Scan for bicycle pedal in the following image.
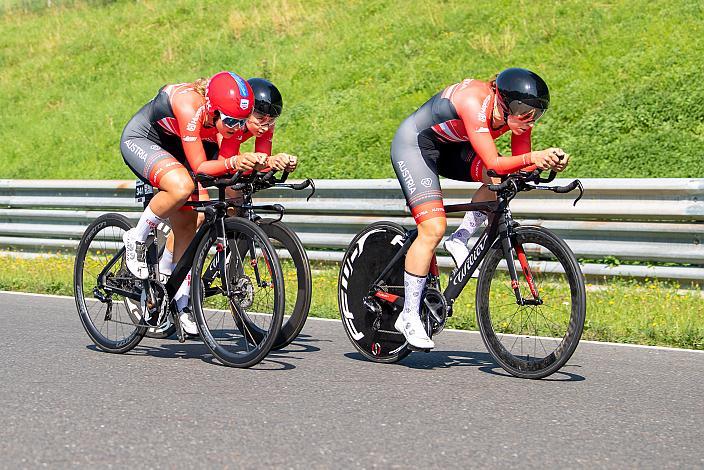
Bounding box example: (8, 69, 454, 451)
(407, 345, 432, 353)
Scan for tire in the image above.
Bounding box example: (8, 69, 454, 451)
(338, 221, 411, 363)
(476, 225, 586, 379)
(191, 217, 285, 368)
(74, 213, 147, 354)
(257, 219, 312, 350)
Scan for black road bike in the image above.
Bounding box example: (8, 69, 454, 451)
(74, 172, 285, 368)
(338, 170, 586, 379)
(139, 173, 315, 350)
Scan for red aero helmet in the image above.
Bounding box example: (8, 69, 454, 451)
(206, 71, 254, 118)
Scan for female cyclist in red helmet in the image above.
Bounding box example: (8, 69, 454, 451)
(157, 77, 299, 284)
(120, 71, 262, 334)
(390, 67, 571, 349)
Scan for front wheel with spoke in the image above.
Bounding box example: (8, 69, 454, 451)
(74, 213, 147, 353)
(476, 225, 586, 379)
(191, 218, 284, 368)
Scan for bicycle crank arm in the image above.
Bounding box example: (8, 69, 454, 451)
(372, 290, 404, 308)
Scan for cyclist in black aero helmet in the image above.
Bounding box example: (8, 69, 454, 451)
(495, 67, 550, 123)
(248, 77, 284, 118)
(389, 66, 568, 349)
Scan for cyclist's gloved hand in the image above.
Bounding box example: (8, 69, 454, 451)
(530, 148, 565, 171)
(233, 152, 267, 172)
(553, 151, 570, 172)
(283, 154, 298, 172)
(265, 153, 292, 171)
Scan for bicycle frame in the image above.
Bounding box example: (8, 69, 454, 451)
(97, 189, 241, 307)
(370, 195, 537, 311)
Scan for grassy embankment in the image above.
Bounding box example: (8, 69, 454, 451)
(1, 0, 703, 179)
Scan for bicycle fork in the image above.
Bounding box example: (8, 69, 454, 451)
(501, 235, 541, 306)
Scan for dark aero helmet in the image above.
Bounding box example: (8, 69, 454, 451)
(247, 78, 283, 118)
(495, 68, 550, 121)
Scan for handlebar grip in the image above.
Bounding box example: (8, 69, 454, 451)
(554, 180, 580, 193)
(290, 179, 312, 190)
(280, 171, 290, 183)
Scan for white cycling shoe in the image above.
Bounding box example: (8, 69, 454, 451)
(395, 311, 435, 349)
(179, 307, 198, 335)
(443, 237, 469, 268)
(123, 228, 149, 280)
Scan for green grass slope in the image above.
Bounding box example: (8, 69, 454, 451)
(1, 0, 702, 179)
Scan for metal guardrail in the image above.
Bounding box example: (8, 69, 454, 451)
(0, 178, 702, 281)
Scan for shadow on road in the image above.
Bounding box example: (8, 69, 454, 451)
(345, 349, 585, 381)
(85, 332, 323, 371)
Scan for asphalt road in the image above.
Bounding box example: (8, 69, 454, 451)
(1, 291, 702, 469)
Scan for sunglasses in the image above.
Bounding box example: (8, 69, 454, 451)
(218, 111, 248, 129)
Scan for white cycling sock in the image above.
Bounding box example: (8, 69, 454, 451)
(174, 273, 191, 311)
(134, 206, 164, 242)
(449, 211, 487, 245)
(159, 247, 175, 276)
(402, 271, 426, 319)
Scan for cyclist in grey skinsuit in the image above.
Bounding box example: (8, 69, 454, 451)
(391, 91, 479, 224)
(389, 73, 567, 349)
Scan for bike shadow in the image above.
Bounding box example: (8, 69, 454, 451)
(85, 332, 323, 371)
(345, 349, 586, 381)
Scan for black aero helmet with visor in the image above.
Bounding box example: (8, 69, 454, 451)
(495, 68, 550, 122)
(247, 78, 283, 118)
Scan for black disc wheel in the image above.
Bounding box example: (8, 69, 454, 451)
(476, 225, 586, 379)
(257, 219, 312, 350)
(191, 217, 284, 368)
(338, 222, 411, 363)
(74, 213, 147, 353)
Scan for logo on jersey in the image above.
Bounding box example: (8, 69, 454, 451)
(477, 95, 491, 123)
(186, 106, 204, 132)
(421, 178, 432, 188)
(182, 136, 197, 142)
(124, 139, 148, 161)
(240, 99, 249, 110)
(397, 160, 416, 195)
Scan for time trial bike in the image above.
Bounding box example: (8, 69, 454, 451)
(74, 171, 285, 368)
(338, 169, 586, 379)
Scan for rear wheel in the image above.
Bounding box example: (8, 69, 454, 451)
(74, 213, 147, 353)
(338, 222, 411, 363)
(476, 225, 586, 379)
(257, 219, 312, 350)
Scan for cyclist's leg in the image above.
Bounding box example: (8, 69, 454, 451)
(390, 125, 446, 348)
(121, 133, 193, 278)
(437, 145, 491, 263)
(161, 183, 208, 275)
(160, 140, 218, 272)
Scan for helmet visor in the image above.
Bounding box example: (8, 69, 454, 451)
(254, 101, 283, 118)
(218, 111, 248, 129)
(497, 95, 547, 122)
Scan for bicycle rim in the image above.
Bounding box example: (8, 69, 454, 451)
(476, 226, 586, 379)
(74, 214, 147, 353)
(193, 218, 284, 368)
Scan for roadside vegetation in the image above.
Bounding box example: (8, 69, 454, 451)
(1, 0, 703, 179)
(1, 255, 701, 350)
